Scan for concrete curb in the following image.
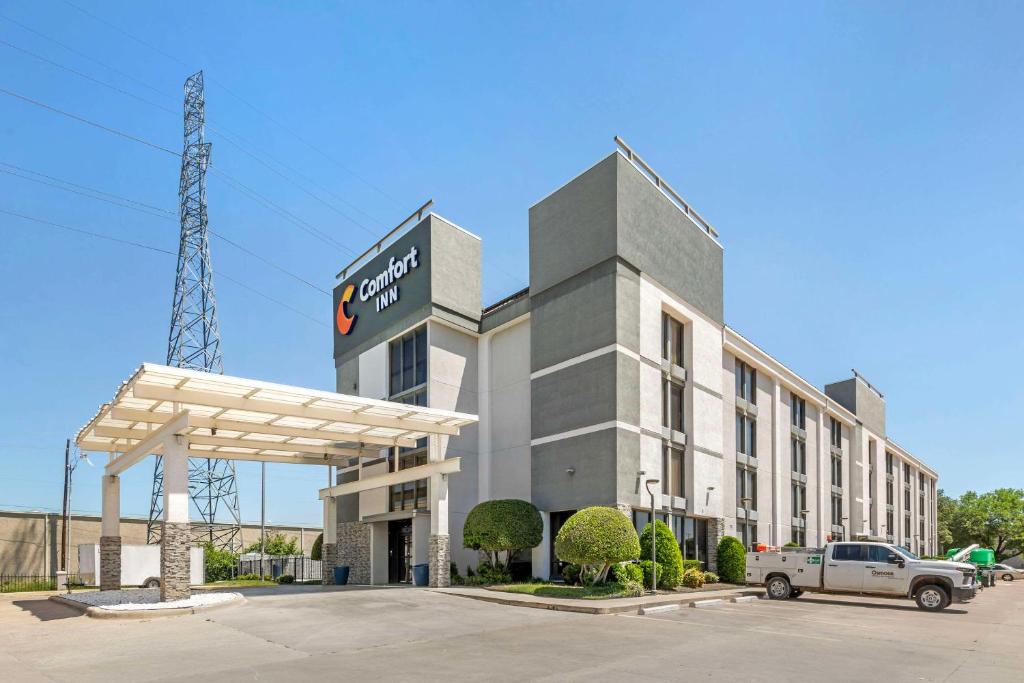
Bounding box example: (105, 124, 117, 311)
(49, 593, 245, 619)
(437, 587, 763, 615)
(638, 604, 680, 615)
(690, 599, 724, 608)
(731, 595, 760, 604)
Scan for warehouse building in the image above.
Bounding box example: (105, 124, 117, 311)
(326, 139, 939, 584)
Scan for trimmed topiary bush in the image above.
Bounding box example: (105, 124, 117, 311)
(555, 507, 641, 584)
(639, 560, 664, 588)
(612, 562, 644, 585)
(275, 574, 295, 584)
(703, 571, 719, 584)
(464, 499, 544, 571)
(640, 520, 684, 589)
(681, 567, 705, 588)
(716, 535, 746, 583)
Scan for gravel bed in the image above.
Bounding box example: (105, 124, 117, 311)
(62, 588, 241, 611)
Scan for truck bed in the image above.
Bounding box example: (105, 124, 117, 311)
(746, 549, 824, 589)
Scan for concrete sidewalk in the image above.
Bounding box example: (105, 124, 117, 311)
(435, 584, 763, 614)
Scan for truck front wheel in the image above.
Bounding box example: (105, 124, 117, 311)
(766, 576, 791, 600)
(915, 584, 948, 611)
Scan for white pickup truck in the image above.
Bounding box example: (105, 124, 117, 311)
(746, 541, 978, 611)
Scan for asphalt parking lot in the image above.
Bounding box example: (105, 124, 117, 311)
(1, 581, 1021, 682)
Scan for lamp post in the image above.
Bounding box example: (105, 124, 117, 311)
(645, 478, 660, 593)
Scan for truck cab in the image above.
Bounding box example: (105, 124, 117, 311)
(746, 541, 977, 611)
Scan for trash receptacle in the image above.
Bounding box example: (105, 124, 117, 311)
(412, 563, 429, 586)
(334, 565, 350, 586)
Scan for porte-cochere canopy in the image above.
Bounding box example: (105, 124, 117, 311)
(75, 363, 477, 599)
(76, 363, 477, 473)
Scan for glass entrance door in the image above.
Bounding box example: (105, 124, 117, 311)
(388, 520, 412, 583)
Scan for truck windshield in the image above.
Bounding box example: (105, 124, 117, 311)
(893, 546, 920, 561)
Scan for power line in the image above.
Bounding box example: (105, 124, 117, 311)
(0, 35, 387, 237)
(0, 86, 354, 256)
(3, 208, 329, 327)
(59, 0, 405, 210)
(0, 86, 177, 155)
(0, 161, 331, 295)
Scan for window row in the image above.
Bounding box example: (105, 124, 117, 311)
(662, 313, 684, 367)
(662, 445, 684, 498)
(736, 413, 756, 457)
(389, 326, 427, 397)
(735, 359, 756, 404)
(736, 466, 757, 510)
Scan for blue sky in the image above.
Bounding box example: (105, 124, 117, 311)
(1, 1, 1021, 526)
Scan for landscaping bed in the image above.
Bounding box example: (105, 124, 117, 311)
(490, 581, 746, 600)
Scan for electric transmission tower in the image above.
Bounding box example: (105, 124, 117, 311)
(147, 71, 241, 551)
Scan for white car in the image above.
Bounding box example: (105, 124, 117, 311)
(993, 564, 1024, 581)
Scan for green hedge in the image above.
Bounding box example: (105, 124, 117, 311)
(639, 560, 663, 588)
(681, 567, 705, 588)
(555, 507, 640, 584)
(612, 562, 644, 585)
(682, 559, 701, 572)
(716, 535, 746, 583)
(703, 571, 719, 584)
(464, 499, 543, 570)
(640, 520, 683, 589)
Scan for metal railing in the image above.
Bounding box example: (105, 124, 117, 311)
(0, 574, 83, 593)
(236, 555, 322, 583)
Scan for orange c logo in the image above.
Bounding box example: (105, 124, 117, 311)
(336, 283, 356, 335)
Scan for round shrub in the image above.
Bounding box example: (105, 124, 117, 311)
(716, 535, 746, 583)
(275, 574, 295, 584)
(703, 571, 719, 584)
(640, 520, 683, 589)
(639, 560, 664, 588)
(310, 532, 323, 561)
(682, 559, 701, 573)
(464, 499, 543, 570)
(612, 562, 644, 585)
(681, 567, 705, 588)
(555, 507, 641, 584)
(561, 563, 582, 585)
(619, 580, 644, 597)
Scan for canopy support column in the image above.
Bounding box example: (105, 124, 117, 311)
(99, 472, 121, 591)
(160, 436, 191, 601)
(322, 489, 338, 585)
(428, 435, 450, 588)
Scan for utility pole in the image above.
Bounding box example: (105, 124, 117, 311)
(60, 438, 70, 572)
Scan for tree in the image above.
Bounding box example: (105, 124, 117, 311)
(244, 532, 300, 556)
(716, 536, 746, 583)
(310, 532, 323, 561)
(463, 499, 544, 571)
(554, 507, 641, 585)
(949, 489, 1024, 562)
(639, 520, 683, 589)
(202, 542, 237, 582)
(936, 489, 957, 551)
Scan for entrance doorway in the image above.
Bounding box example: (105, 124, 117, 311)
(548, 510, 577, 580)
(388, 519, 412, 583)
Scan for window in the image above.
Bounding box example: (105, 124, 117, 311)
(832, 544, 865, 562)
(868, 545, 892, 563)
(918, 472, 925, 488)
(389, 326, 427, 397)
(885, 451, 894, 475)
(831, 493, 843, 526)
(791, 482, 806, 519)
(903, 462, 911, 480)
(886, 510, 895, 539)
(662, 313, 684, 367)
(791, 394, 806, 429)
(831, 451, 842, 488)
(886, 480, 894, 505)
(791, 437, 806, 474)
(904, 487, 911, 512)
(735, 359, 756, 404)
(919, 520, 926, 552)
(904, 515, 911, 539)
(791, 528, 806, 546)
(389, 390, 429, 511)
(830, 417, 842, 449)
(919, 492, 925, 515)
(736, 413, 756, 457)
(738, 521, 758, 551)
(736, 466, 757, 510)
(662, 445, 684, 498)
(682, 517, 709, 567)
(662, 379, 684, 432)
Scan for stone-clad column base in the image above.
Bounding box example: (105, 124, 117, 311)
(428, 534, 450, 588)
(99, 536, 121, 591)
(337, 521, 371, 584)
(160, 521, 191, 601)
(321, 543, 338, 585)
